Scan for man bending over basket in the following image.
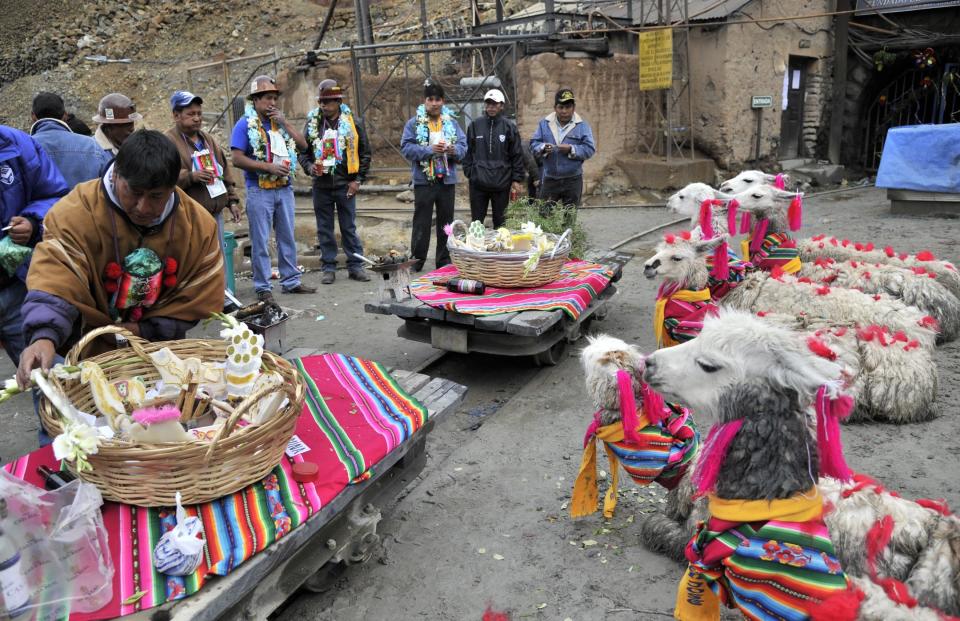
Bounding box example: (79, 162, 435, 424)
(16, 129, 225, 388)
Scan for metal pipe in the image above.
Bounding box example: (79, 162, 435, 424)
(420, 0, 431, 76)
(350, 44, 364, 122)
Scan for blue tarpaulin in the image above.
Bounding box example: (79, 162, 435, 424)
(875, 123, 960, 193)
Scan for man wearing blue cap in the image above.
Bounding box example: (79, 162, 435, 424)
(165, 90, 240, 298)
(530, 88, 595, 208)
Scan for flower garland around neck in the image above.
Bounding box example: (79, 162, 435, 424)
(414, 104, 459, 182)
(306, 103, 354, 162)
(245, 103, 297, 185)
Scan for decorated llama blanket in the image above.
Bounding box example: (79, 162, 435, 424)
(675, 490, 850, 621)
(571, 402, 699, 519)
(742, 232, 801, 274)
(3, 354, 428, 621)
(410, 261, 614, 319)
(653, 284, 715, 348)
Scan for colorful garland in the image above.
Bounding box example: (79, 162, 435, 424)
(244, 103, 297, 185)
(305, 103, 355, 166)
(414, 104, 459, 182)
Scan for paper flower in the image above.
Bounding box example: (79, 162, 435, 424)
(443, 223, 453, 237)
(53, 421, 100, 472)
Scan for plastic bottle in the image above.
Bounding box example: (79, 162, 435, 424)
(447, 278, 485, 294)
(0, 499, 30, 617)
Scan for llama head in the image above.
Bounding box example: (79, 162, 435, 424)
(581, 334, 644, 413)
(643, 228, 725, 290)
(642, 309, 843, 421)
(732, 185, 801, 231)
(666, 183, 718, 221)
(719, 170, 788, 194)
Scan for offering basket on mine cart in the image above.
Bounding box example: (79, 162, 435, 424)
(38, 325, 306, 507)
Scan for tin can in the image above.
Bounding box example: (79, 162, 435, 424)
(447, 278, 485, 294)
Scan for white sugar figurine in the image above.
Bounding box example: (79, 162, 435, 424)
(219, 315, 265, 398)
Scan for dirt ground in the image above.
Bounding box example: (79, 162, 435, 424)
(0, 186, 957, 620)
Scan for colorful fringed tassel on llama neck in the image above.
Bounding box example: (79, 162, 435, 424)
(775, 173, 786, 190)
(726, 199, 739, 235)
(749, 218, 769, 253)
(617, 369, 642, 446)
(739, 210, 753, 235)
(711, 242, 730, 280)
(815, 385, 853, 482)
(788, 192, 803, 231)
(641, 381, 666, 426)
(692, 419, 744, 497)
(698, 199, 716, 239)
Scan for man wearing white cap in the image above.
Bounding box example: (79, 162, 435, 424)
(462, 88, 524, 228)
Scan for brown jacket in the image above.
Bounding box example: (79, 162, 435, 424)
(164, 127, 239, 216)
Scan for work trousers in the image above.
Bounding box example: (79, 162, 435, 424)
(411, 183, 456, 271)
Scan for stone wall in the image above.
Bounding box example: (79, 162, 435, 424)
(687, 0, 834, 167)
(514, 53, 643, 188)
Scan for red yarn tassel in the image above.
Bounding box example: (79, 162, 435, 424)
(739, 210, 753, 235)
(482, 607, 512, 621)
(787, 193, 803, 231)
(698, 199, 715, 238)
(641, 381, 666, 426)
(726, 199, 739, 235)
(816, 385, 853, 482)
(693, 419, 744, 497)
(617, 369, 642, 446)
(711, 241, 730, 280)
(808, 588, 865, 621)
(774, 173, 786, 190)
(749, 218, 769, 254)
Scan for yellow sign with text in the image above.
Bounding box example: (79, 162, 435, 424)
(638, 29, 673, 91)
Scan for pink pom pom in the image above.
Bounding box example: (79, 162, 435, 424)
(132, 405, 182, 425)
(711, 242, 729, 280)
(815, 385, 853, 482)
(787, 193, 803, 231)
(698, 200, 715, 238)
(725, 199, 739, 235)
(774, 173, 786, 190)
(739, 210, 753, 235)
(641, 381, 666, 426)
(693, 419, 744, 497)
(617, 369, 642, 446)
(749, 218, 769, 254)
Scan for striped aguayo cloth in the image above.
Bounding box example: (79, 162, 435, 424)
(3, 354, 428, 621)
(742, 233, 802, 275)
(410, 261, 614, 320)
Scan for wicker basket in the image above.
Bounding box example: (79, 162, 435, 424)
(38, 325, 306, 507)
(446, 221, 572, 288)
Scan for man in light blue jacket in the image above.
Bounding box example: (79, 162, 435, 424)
(400, 81, 467, 271)
(29, 92, 111, 189)
(529, 88, 596, 208)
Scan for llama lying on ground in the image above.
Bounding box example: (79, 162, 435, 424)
(642, 230, 939, 422)
(718, 171, 960, 300)
(666, 184, 960, 341)
(641, 310, 960, 619)
(732, 185, 960, 340)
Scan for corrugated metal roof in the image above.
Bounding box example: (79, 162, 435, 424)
(506, 0, 753, 25)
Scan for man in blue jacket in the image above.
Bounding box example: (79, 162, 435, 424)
(529, 88, 596, 208)
(400, 81, 467, 271)
(29, 92, 111, 189)
(0, 125, 68, 366)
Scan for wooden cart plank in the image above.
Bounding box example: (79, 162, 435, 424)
(505, 310, 564, 336)
(473, 312, 520, 331)
(389, 298, 427, 318)
(363, 301, 394, 315)
(443, 310, 475, 326)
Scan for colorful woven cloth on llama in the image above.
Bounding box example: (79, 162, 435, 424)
(410, 260, 614, 319)
(571, 402, 699, 519)
(3, 353, 428, 621)
(742, 232, 802, 275)
(675, 489, 850, 621)
(706, 247, 751, 301)
(653, 285, 714, 348)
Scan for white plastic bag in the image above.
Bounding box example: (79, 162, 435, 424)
(153, 492, 205, 576)
(0, 469, 113, 619)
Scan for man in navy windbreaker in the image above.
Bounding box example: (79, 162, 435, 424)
(0, 125, 68, 365)
(529, 88, 595, 208)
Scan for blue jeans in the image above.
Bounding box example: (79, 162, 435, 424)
(312, 185, 364, 272)
(245, 185, 301, 293)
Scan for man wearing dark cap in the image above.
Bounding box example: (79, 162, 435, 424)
(530, 88, 595, 208)
(462, 88, 524, 229)
(93, 93, 142, 156)
(165, 90, 241, 296)
(298, 79, 371, 285)
(230, 75, 315, 301)
(400, 80, 467, 271)
(29, 92, 110, 188)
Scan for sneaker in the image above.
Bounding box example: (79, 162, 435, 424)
(348, 268, 370, 282)
(282, 283, 317, 294)
(321, 271, 336, 285)
(257, 290, 275, 303)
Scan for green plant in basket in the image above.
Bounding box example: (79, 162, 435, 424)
(504, 197, 587, 258)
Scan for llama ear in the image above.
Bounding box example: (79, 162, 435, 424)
(770, 336, 843, 399)
(714, 190, 735, 201)
(771, 187, 801, 202)
(694, 234, 727, 255)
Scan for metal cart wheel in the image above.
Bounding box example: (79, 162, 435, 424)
(531, 338, 567, 367)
